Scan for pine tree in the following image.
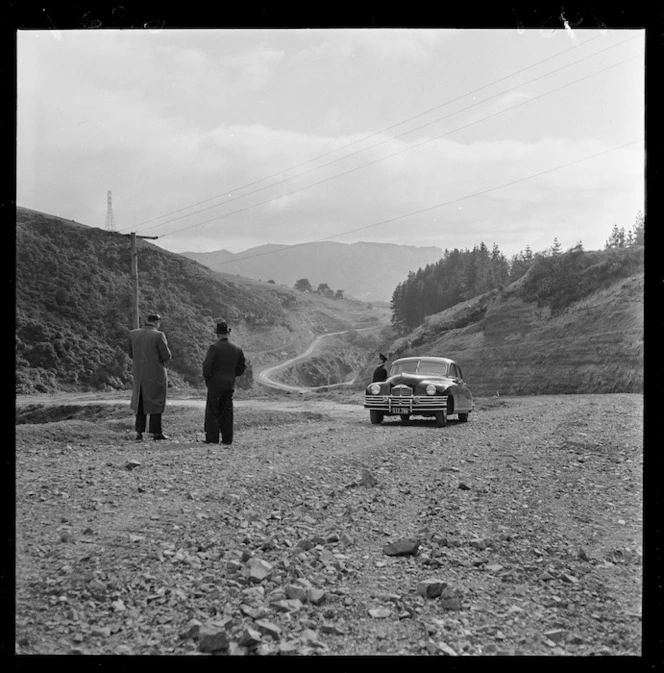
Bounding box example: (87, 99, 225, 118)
(631, 211, 644, 245)
(605, 224, 626, 249)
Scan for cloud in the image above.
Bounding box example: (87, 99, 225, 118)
(292, 29, 443, 64)
(219, 44, 285, 91)
(142, 126, 642, 257)
(16, 29, 643, 261)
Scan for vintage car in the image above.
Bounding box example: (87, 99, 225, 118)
(364, 356, 473, 426)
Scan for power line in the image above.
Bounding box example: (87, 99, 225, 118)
(122, 34, 632, 236)
(153, 56, 638, 244)
(174, 138, 640, 267)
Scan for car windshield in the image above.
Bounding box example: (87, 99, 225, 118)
(418, 361, 448, 376)
(390, 360, 448, 376)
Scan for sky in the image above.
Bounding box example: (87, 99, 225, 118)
(16, 28, 644, 260)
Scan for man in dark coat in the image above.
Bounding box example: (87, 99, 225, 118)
(128, 313, 172, 441)
(203, 319, 246, 446)
(372, 353, 389, 382)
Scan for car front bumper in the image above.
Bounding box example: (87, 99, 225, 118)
(364, 394, 448, 415)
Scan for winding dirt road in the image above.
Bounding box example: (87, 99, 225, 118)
(256, 326, 378, 393)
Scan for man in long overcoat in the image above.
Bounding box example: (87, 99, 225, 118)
(128, 313, 172, 440)
(203, 319, 246, 446)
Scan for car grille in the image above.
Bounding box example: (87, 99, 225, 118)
(391, 385, 413, 397)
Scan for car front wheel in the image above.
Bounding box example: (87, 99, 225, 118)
(434, 410, 447, 427)
(458, 412, 469, 422)
(370, 410, 384, 425)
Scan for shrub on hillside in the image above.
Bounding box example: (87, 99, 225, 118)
(517, 246, 643, 314)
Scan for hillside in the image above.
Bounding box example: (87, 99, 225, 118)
(15, 207, 390, 394)
(181, 241, 445, 302)
(356, 246, 644, 395)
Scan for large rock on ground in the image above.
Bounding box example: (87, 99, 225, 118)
(198, 623, 229, 653)
(417, 579, 448, 598)
(383, 538, 420, 556)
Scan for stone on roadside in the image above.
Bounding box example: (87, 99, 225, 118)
(285, 584, 308, 602)
(266, 589, 288, 603)
(272, 598, 303, 613)
(368, 607, 391, 619)
(321, 623, 345, 636)
(360, 469, 378, 487)
(299, 628, 328, 650)
(244, 557, 273, 583)
(179, 618, 202, 641)
(469, 538, 489, 550)
(198, 623, 229, 653)
(543, 629, 567, 643)
(485, 563, 504, 573)
(125, 460, 141, 471)
(307, 588, 326, 606)
(279, 640, 301, 655)
(417, 579, 448, 598)
(438, 641, 458, 656)
(383, 538, 420, 557)
(340, 531, 355, 546)
(254, 619, 281, 640)
(319, 549, 342, 569)
(440, 586, 464, 610)
(240, 604, 262, 619)
(238, 627, 263, 649)
(458, 482, 471, 490)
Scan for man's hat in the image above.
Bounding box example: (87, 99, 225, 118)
(215, 319, 230, 334)
(146, 313, 161, 323)
(379, 353, 387, 362)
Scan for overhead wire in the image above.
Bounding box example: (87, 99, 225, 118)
(151, 54, 639, 244)
(121, 34, 603, 231)
(178, 138, 641, 266)
(120, 33, 633, 236)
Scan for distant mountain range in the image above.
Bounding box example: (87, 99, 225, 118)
(180, 241, 446, 302)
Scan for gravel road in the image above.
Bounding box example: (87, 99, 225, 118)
(15, 392, 643, 656)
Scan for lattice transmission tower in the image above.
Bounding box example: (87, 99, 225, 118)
(105, 190, 116, 232)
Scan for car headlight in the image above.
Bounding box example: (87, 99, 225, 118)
(425, 384, 437, 395)
(369, 383, 381, 395)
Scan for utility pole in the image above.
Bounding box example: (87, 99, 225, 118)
(125, 232, 159, 329)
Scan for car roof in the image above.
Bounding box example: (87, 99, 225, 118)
(392, 356, 456, 365)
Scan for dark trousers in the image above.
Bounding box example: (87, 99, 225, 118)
(205, 390, 234, 444)
(135, 392, 162, 435)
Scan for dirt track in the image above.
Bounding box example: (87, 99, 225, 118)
(15, 392, 642, 656)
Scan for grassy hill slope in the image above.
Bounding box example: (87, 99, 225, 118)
(356, 246, 644, 395)
(15, 207, 389, 394)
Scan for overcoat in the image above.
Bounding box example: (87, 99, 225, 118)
(128, 325, 172, 414)
(202, 337, 246, 396)
(372, 364, 388, 382)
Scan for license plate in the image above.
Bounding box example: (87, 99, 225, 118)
(392, 407, 409, 414)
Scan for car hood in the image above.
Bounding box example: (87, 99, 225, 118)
(386, 373, 453, 387)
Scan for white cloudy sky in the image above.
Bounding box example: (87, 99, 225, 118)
(16, 28, 644, 258)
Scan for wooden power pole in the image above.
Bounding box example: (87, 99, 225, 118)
(126, 232, 159, 329)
